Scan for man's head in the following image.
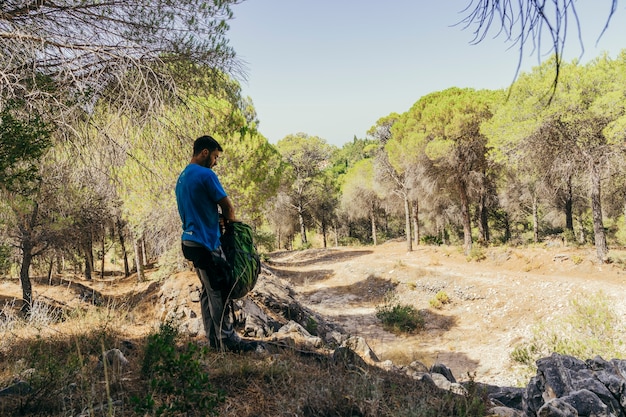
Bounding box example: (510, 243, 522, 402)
(192, 135, 223, 168)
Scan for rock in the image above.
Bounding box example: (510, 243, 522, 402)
(273, 320, 322, 348)
(431, 362, 456, 383)
(473, 383, 524, 410)
(0, 380, 32, 397)
(332, 346, 368, 370)
(523, 353, 626, 417)
(341, 336, 379, 365)
(488, 406, 525, 417)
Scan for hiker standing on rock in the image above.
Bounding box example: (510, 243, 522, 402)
(175, 135, 258, 352)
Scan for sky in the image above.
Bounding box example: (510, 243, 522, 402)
(227, 1, 626, 147)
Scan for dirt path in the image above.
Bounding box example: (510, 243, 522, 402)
(267, 241, 626, 386)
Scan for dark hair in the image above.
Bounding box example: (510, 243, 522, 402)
(193, 135, 223, 156)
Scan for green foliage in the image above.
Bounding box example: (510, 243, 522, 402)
(133, 322, 224, 415)
(253, 228, 277, 252)
(510, 292, 625, 378)
(421, 234, 443, 245)
(375, 292, 424, 334)
(296, 241, 313, 250)
(0, 102, 52, 193)
(330, 136, 378, 176)
(305, 317, 318, 336)
(610, 215, 626, 247)
(338, 236, 361, 247)
(0, 244, 11, 275)
(429, 291, 451, 309)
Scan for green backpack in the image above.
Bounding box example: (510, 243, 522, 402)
(220, 221, 261, 299)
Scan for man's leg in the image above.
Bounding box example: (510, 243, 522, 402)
(196, 267, 238, 350)
(196, 269, 219, 347)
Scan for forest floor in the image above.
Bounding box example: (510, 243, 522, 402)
(2, 240, 626, 390)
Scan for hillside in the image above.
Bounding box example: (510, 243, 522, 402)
(1, 240, 625, 415)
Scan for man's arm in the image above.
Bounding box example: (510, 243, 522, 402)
(217, 196, 236, 221)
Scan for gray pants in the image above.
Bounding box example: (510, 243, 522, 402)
(195, 267, 236, 348)
(182, 241, 238, 349)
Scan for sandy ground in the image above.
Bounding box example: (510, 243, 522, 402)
(266, 240, 626, 387)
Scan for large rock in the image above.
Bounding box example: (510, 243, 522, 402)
(523, 353, 626, 417)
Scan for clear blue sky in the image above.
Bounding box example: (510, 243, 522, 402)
(227, 1, 626, 147)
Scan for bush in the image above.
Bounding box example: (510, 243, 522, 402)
(132, 322, 224, 415)
(420, 235, 443, 245)
(253, 229, 277, 252)
(375, 292, 424, 334)
(338, 236, 361, 247)
(429, 291, 451, 309)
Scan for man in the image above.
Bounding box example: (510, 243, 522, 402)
(175, 135, 257, 352)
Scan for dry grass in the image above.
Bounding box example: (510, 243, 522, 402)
(0, 275, 489, 417)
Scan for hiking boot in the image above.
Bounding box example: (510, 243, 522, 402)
(222, 335, 265, 353)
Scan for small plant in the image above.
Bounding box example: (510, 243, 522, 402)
(466, 246, 486, 262)
(305, 316, 318, 336)
(429, 291, 451, 309)
(393, 259, 406, 268)
(132, 321, 224, 415)
(571, 255, 584, 265)
(421, 234, 443, 245)
(375, 292, 424, 334)
(296, 242, 313, 250)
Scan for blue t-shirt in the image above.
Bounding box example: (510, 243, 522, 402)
(175, 163, 227, 251)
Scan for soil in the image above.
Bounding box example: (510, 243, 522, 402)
(265, 240, 626, 387)
(3, 240, 626, 388)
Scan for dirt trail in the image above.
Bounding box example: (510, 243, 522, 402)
(267, 241, 626, 386)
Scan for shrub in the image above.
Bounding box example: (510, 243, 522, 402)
(253, 229, 276, 252)
(420, 235, 442, 245)
(429, 291, 451, 309)
(375, 292, 424, 334)
(132, 322, 224, 415)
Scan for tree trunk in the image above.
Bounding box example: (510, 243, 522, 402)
(141, 238, 147, 266)
(532, 194, 539, 243)
(403, 194, 412, 252)
(134, 238, 145, 282)
(478, 193, 489, 243)
(47, 256, 53, 284)
(117, 218, 130, 278)
(589, 161, 608, 262)
(503, 211, 511, 243)
(100, 229, 105, 279)
(297, 202, 307, 245)
(412, 199, 420, 246)
(19, 243, 33, 314)
(83, 232, 94, 280)
(321, 213, 328, 248)
(370, 205, 377, 246)
(56, 253, 63, 274)
(458, 181, 472, 253)
(565, 175, 574, 232)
